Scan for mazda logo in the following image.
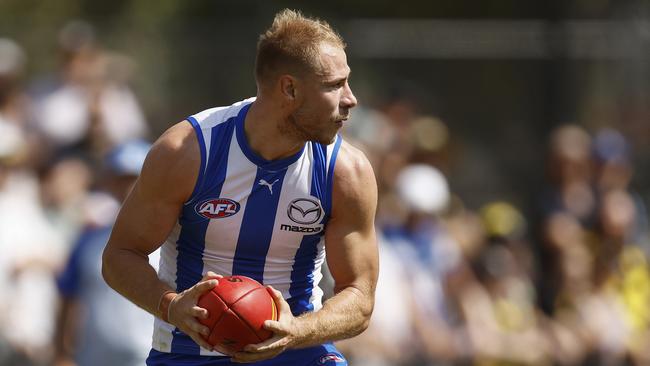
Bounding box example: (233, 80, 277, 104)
(287, 198, 323, 225)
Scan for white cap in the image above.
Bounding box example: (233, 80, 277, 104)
(395, 164, 450, 214)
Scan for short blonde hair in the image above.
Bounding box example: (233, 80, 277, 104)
(255, 9, 345, 87)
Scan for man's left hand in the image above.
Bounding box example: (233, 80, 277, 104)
(230, 286, 304, 363)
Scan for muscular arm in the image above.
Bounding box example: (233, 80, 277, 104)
(294, 142, 379, 345)
(235, 141, 379, 361)
(101, 121, 216, 349)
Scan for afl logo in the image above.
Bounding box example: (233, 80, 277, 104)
(195, 198, 240, 219)
(287, 198, 323, 225)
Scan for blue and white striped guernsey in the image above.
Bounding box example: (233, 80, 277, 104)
(152, 98, 343, 356)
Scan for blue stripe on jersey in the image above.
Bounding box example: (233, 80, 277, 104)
(171, 116, 236, 355)
(185, 117, 206, 204)
(231, 169, 287, 283)
(287, 234, 320, 315)
(310, 142, 328, 219)
(325, 135, 342, 216)
(287, 141, 330, 315)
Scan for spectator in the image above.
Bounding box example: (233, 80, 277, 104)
(53, 139, 158, 366)
(383, 164, 469, 364)
(0, 38, 67, 365)
(33, 21, 148, 158)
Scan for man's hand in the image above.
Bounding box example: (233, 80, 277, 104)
(231, 286, 304, 363)
(167, 272, 222, 350)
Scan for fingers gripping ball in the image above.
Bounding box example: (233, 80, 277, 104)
(197, 275, 278, 355)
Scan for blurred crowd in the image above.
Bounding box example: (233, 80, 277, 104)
(0, 21, 152, 366)
(1, 20, 650, 366)
(337, 101, 650, 365)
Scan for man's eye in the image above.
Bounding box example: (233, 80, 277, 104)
(325, 81, 345, 90)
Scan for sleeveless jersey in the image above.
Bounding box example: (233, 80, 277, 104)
(152, 98, 342, 356)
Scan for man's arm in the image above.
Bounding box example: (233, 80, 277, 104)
(233, 141, 379, 362)
(296, 141, 379, 341)
(101, 121, 217, 350)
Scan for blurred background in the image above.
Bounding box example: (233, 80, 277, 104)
(1, 0, 650, 365)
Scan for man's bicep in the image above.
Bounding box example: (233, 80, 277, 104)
(325, 223, 378, 293)
(109, 178, 183, 256)
(107, 122, 200, 256)
(325, 144, 379, 293)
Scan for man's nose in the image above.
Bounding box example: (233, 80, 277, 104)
(341, 82, 357, 109)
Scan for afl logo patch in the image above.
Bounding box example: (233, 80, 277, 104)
(287, 198, 323, 225)
(195, 198, 240, 219)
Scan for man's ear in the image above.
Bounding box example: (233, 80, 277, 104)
(279, 75, 297, 100)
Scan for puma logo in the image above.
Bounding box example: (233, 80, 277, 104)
(258, 179, 279, 194)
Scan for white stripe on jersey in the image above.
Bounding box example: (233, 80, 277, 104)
(152, 224, 180, 352)
(202, 129, 258, 277)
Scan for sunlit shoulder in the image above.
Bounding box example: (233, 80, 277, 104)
(138, 120, 200, 203)
(331, 140, 377, 205)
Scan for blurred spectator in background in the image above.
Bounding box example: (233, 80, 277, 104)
(542, 124, 597, 226)
(0, 37, 37, 168)
(388, 164, 468, 365)
(407, 116, 450, 172)
(340, 105, 395, 170)
(536, 123, 650, 365)
(617, 246, 650, 364)
(537, 124, 597, 316)
(583, 188, 650, 365)
(32, 20, 149, 159)
(0, 38, 27, 130)
(0, 38, 68, 366)
(456, 202, 550, 365)
(53, 139, 158, 366)
(592, 128, 649, 253)
(0, 23, 156, 366)
(340, 164, 470, 366)
(38, 153, 94, 246)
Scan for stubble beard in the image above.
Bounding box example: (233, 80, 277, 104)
(283, 111, 335, 145)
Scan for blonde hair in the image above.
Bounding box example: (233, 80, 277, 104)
(255, 9, 345, 87)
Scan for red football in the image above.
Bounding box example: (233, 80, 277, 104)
(196, 275, 278, 355)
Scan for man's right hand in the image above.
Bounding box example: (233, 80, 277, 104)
(166, 271, 222, 350)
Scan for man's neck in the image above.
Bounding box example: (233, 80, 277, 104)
(244, 98, 305, 161)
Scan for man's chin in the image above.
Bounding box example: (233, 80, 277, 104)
(311, 135, 337, 145)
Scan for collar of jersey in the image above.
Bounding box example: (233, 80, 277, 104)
(235, 102, 306, 171)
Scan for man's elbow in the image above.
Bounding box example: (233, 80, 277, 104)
(353, 294, 375, 336)
(333, 282, 376, 336)
(346, 295, 375, 336)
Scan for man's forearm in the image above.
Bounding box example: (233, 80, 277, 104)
(102, 246, 173, 320)
(293, 285, 374, 348)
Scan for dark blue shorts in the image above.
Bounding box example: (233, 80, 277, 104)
(146, 344, 347, 366)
